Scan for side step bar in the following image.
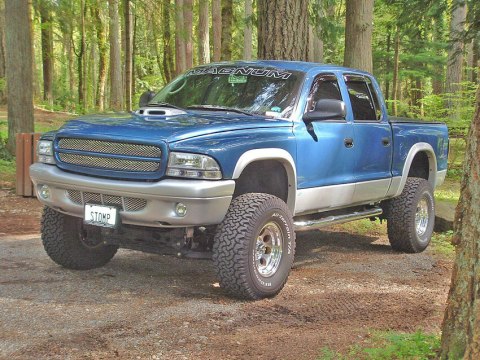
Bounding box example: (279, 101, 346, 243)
(294, 207, 383, 232)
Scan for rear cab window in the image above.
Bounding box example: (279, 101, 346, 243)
(344, 74, 382, 121)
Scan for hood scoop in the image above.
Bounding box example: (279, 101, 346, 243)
(135, 107, 187, 117)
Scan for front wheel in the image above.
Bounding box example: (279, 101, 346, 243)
(213, 193, 296, 300)
(41, 207, 118, 270)
(385, 178, 435, 253)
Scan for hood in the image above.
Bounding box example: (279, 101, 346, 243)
(55, 111, 292, 144)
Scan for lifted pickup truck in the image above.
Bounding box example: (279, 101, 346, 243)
(30, 61, 449, 300)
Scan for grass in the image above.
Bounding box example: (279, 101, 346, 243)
(434, 178, 460, 205)
(430, 231, 455, 258)
(0, 158, 16, 185)
(318, 331, 440, 360)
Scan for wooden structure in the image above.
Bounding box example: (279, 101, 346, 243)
(16, 133, 42, 197)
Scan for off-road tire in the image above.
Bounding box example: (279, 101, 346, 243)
(41, 206, 118, 270)
(212, 193, 296, 300)
(386, 177, 435, 253)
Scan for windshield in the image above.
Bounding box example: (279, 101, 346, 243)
(149, 66, 305, 118)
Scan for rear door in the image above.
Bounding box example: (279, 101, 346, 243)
(343, 74, 393, 203)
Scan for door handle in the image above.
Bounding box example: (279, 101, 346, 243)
(344, 138, 354, 148)
(382, 137, 391, 147)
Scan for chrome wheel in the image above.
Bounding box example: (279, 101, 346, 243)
(255, 221, 283, 277)
(415, 196, 430, 237)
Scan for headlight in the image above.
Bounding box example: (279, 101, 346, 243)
(166, 152, 222, 180)
(37, 140, 55, 164)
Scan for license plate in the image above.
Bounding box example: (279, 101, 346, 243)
(84, 204, 118, 228)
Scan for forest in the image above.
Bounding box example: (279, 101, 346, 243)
(0, 0, 478, 124)
(0, 1, 480, 358)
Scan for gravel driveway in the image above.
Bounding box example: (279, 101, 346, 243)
(0, 226, 451, 359)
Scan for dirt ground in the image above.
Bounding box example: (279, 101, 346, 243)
(0, 189, 452, 359)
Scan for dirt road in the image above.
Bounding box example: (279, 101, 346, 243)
(0, 225, 451, 360)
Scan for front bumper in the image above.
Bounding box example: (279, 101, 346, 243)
(30, 163, 235, 228)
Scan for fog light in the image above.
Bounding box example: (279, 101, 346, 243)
(39, 185, 50, 199)
(175, 203, 187, 217)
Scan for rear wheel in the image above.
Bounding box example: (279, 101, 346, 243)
(41, 206, 118, 270)
(213, 193, 296, 300)
(386, 178, 435, 253)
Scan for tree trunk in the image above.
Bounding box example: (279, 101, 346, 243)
(184, 0, 193, 68)
(124, 0, 132, 111)
(221, 0, 233, 61)
(198, 0, 210, 64)
(440, 86, 480, 360)
(445, 0, 466, 104)
(0, 0, 7, 104)
(175, 0, 186, 75)
(343, 0, 373, 73)
(392, 30, 400, 116)
(307, 25, 314, 62)
(243, 0, 253, 60)
(212, 0, 221, 62)
(162, 0, 173, 83)
(257, 0, 309, 61)
(385, 28, 392, 101)
(93, 5, 107, 111)
(77, 0, 87, 107)
(313, 29, 324, 63)
(5, 0, 34, 153)
(108, 0, 123, 110)
(39, 0, 54, 105)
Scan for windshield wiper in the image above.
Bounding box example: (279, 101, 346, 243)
(147, 102, 186, 111)
(187, 105, 254, 116)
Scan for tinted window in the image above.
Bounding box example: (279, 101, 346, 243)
(307, 74, 342, 112)
(344, 76, 376, 121)
(366, 78, 382, 120)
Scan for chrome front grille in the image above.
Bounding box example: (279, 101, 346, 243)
(58, 153, 160, 172)
(67, 190, 147, 212)
(56, 138, 162, 174)
(58, 138, 162, 157)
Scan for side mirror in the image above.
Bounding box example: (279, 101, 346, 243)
(139, 90, 156, 108)
(303, 99, 346, 123)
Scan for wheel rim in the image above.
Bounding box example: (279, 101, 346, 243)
(415, 195, 430, 237)
(255, 221, 283, 278)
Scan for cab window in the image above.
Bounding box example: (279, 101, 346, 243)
(307, 73, 343, 112)
(344, 75, 379, 121)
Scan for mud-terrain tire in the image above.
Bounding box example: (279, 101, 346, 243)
(41, 206, 118, 270)
(212, 193, 296, 300)
(386, 177, 435, 253)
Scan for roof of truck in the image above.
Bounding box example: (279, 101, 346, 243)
(197, 60, 371, 75)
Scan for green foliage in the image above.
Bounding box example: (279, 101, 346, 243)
(431, 231, 455, 257)
(318, 331, 440, 360)
(0, 134, 13, 161)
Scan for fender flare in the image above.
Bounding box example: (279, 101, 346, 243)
(394, 142, 437, 197)
(232, 149, 297, 212)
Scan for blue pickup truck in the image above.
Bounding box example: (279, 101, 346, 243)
(30, 61, 449, 299)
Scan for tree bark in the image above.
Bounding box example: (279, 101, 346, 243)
(198, 0, 210, 64)
(184, 0, 193, 68)
(175, 0, 186, 75)
(93, 5, 107, 111)
(392, 30, 400, 116)
(313, 29, 324, 63)
(440, 85, 480, 360)
(124, 0, 132, 111)
(445, 0, 466, 102)
(257, 0, 309, 61)
(162, 0, 173, 82)
(343, 0, 373, 73)
(221, 0, 233, 61)
(39, 0, 54, 105)
(108, 0, 123, 110)
(212, 0, 221, 62)
(5, 0, 34, 153)
(243, 0, 253, 60)
(77, 0, 87, 107)
(0, 0, 7, 104)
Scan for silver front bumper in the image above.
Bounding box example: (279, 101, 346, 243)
(30, 163, 235, 228)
